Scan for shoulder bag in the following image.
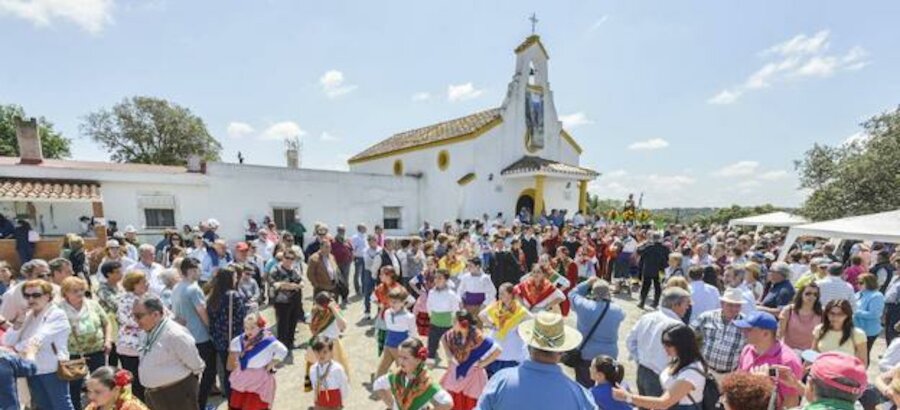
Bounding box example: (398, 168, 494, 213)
(226, 292, 238, 371)
(52, 342, 88, 381)
(562, 300, 610, 368)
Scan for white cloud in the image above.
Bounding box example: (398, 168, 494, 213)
(606, 169, 627, 178)
(713, 161, 759, 177)
(320, 131, 338, 142)
(759, 170, 789, 181)
(587, 15, 608, 33)
(559, 112, 593, 129)
(0, 0, 113, 33)
(411, 92, 431, 102)
(226, 122, 254, 139)
(319, 70, 357, 98)
(628, 138, 669, 151)
(261, 121, 305, 141)
(447, 82, 483, 102)
(709, 30, 870, 104)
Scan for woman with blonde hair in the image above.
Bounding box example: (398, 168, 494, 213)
(744, 262, 765, 300)
(115, 271, 149, 400)
(61, 277, 113, 410)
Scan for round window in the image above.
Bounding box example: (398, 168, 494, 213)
(393, 160, 404, 176)
(437, 150, 450, 171)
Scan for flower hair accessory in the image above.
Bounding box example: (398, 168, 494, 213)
(415, 346, 428, 361)
(459, 319, 470, 329)
(114, 370, 133, 388)
(256, 316, 267, 329)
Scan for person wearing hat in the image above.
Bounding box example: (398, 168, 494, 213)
(816, 263, 855, 307)
(757, 262, 795, 316)
(95, 239, 136, 284)
(690, 287, 747, 380)
(765, 351, 867, 410)
(795, 258, 830, 291)
(735, 311, 804, 408)
(477, 311, 597, 410)
(568, 277, 625, 388)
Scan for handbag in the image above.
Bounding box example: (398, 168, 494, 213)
(226, 293, 238, 372)
(51, 343, 88, 381)
(562, 301, 610, 368)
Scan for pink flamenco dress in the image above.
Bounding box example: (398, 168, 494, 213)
(439, 330, 498, 410)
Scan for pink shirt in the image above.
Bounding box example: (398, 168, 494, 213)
(843, 266, 864, 291)
(738, 341, 803, 402)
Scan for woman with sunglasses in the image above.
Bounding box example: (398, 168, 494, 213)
(778, 282, 823, 353)
(813, 299, 868, 365)
(3, 279, 75, 409)
(61, 277, 113, 410)
(613, 324, 708, 410)
(854, 273, 886, 358)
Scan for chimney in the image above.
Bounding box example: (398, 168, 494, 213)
(285, 136, 301, 169)
(15, 116, 43, 165)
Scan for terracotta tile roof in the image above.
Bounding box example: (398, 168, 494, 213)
(349, 108, 503, 163)
(0, 157, 188, 174)
(0, 178, 102, 201)
(501, 155, 598, 179)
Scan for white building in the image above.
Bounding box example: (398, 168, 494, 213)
(0, 35, 597, 266)
(349, 35, 597, 223)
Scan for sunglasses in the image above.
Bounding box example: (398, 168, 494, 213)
(23, 292, 45, 299)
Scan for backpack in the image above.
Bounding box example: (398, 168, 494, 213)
(682, 366, 722, 410)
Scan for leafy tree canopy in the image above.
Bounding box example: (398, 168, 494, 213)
(0, 104, 71, 159)
(81, 96, 221, 165)
(795, 105, 900, 221)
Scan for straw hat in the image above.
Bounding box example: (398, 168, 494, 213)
(720, 288, 747, 305)
(517, 311, 583, 352)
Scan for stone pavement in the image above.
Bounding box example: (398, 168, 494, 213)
(211, 285, 888, 409)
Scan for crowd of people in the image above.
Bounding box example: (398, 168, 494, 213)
(0, 211, 899, 410)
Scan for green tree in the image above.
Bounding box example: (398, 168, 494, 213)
(81, 96, 221, 165)
(0, 104, 71, 159)
(586, 196, 623, 216)
(795, 106, 900, 221)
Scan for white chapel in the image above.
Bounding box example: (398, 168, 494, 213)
(349, 34, 598, 223)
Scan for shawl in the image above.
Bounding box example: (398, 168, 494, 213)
(239, 331, 276, 370)
(389, 364, 440, 410)
(309, 305, 336, 338)
(484, 300, 528, 340)
(514, 278, 556, 308)
(375, 282, 401, 309)
(444, 328, 493, 379)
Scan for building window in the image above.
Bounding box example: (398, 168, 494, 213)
(383, 206, 402, 230)
(437, 150, 450, 171)
(393, 159, 404, 176)
(272, 207, 297, 230)
(144, 209, 175, 229)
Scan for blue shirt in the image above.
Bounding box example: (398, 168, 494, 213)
(476, 359, 598, 410)
(854, 290, 886, 337)
(0, 351, 36, 410)
(172, 281, 210, 343)
(762, 280, 795, 309)
(569, 282, 625, 360)
(591, 383, 632, 410)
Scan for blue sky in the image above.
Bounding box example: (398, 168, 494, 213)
(1, 1, 898, 208)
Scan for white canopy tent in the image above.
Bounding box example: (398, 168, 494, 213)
(778, 209, 900, 260)
(728, 211, 809, 229)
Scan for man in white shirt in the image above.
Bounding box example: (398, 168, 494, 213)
(362, 235, 382, 320)
(626, 287, 690, 399)
(129, 244, 165, 296)
(817, 263, 856, 307)
(688, 266, 721, 322)
(350, 224, 368, 298)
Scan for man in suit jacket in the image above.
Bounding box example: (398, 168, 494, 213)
(521, 226, 539, 272)
(307, 238, 337, 295)
(637, 232, 670, 309)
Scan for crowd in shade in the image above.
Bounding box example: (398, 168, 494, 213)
(1, 210, 899, 410)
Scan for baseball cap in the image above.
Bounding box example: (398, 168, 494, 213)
(733, 311, 778, 330)
(808, 352, 867, 396)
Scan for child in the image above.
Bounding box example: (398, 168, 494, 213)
(589, 355, 632, 410)
(374, 287, 418, 379)
(373, 338, 453, 410)
(410, 257, 438, 337)
(440, 310, 501, 410)
(237, 265, 261, 311)
(373, 266, 406, 357)
(305, 292, 349, 392)
(308, 336, 350, 410)
(479, 283, 531, 378)
(426, 269, 460, 366)
(456, 258, 496, 326)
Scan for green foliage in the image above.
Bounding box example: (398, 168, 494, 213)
(586, 195, 623, 216)
(81, 96, 221, 165)
(795, 105, 900, 221)
(691, 204, 780, 226)
(0, 104, 71, 159)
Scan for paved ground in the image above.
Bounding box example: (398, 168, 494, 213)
(211, 283, 889, 409)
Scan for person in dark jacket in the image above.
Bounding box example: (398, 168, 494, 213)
(67, 235, 91, 292)
(13, 220, 36, 264)
(489, 237, 523, 289)
(637, 232, 669, 309)
(521, 226, 539, 272)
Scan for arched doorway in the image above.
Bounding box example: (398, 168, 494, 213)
(515, 188, 536, 220)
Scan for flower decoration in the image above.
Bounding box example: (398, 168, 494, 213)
(114, 370, 133, 388)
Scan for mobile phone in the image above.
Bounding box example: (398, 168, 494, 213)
(768, 368, 778, 377)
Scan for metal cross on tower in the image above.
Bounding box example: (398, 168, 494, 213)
(529, 13, 538, 34)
